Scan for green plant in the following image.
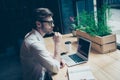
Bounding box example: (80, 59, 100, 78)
(75, 4, 112, 37)
(69, 17, 80, 31)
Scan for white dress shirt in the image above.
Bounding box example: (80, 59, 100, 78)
(20, 29, 60, 80)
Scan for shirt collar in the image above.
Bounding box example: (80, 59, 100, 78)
(32, 29, 43, 41)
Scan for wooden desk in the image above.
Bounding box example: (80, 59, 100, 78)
(44, 34, 120, 80)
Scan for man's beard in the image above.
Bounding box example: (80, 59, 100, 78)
(41, 24, 53, 35)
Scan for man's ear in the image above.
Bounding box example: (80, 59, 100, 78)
(36, 21, 41, 28)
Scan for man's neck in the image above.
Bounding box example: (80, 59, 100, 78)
(37, 29, 46, 37)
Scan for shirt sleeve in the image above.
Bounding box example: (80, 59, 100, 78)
(30, 42, 60, 73)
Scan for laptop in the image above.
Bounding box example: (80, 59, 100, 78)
(61, 37, 91, 67)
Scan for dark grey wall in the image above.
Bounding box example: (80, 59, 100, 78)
(0, 0, 94, 52)
(76, 0, 94, 13)
(60, 0, 74, 34)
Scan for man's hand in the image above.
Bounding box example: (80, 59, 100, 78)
(53, 32, 62, 44)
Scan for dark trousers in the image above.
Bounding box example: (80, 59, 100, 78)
(44, 71, 53, 80)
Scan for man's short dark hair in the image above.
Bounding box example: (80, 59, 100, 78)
(33, 8, 53, 29)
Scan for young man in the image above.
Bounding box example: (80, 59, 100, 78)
(20, 8, 65, 80)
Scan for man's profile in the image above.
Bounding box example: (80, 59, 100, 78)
(20, 8, 65, 80)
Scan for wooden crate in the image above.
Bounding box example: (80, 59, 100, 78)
(76, 30, 117, 53)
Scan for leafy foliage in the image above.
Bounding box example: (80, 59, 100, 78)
(73, 4, 112, 37)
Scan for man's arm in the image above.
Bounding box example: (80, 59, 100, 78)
(53, 32, 65, 68)
(30, 43, 60, 73)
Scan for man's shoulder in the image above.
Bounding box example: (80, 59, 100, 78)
(24, 35, 44, 47)
(24, 29, 43, 42)
(23, 30, 44, 48)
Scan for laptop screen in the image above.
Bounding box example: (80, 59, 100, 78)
(77, 37, 91, 58)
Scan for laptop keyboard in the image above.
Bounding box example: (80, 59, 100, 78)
(69, 54, 84, 63)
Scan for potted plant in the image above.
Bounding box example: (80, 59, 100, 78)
(69, 17, 78, 37)
(74, 4, 116, 53)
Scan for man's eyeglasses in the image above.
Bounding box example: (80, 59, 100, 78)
(40, 20, 54, 26)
